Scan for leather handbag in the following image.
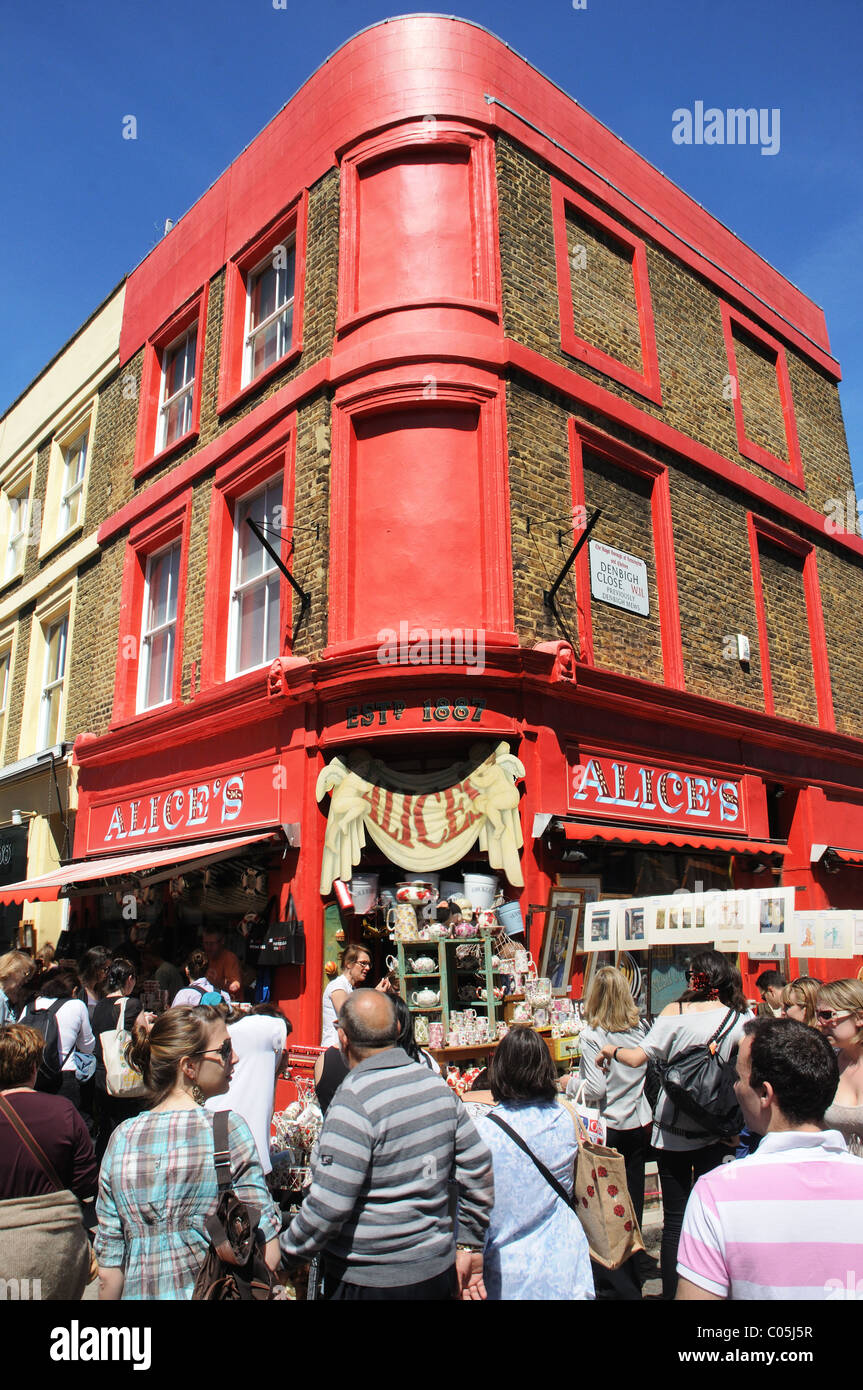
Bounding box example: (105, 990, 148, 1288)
(0, 1093, 92, 1299)
(192, 1110, 280, 1301)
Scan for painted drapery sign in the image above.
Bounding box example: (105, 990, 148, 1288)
(316, 742, 526, 892)
(568, 750, 745, 832)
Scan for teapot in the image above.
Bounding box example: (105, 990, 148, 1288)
(410, 986, 440, 1008)
(408, 955, 437, 975)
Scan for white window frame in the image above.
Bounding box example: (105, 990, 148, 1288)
(226, 478, 282, 678)
(242, 239, 295, 386)
(156, 328, 197, 453)
(137, 541, 181, 712)
(59, 430, 88, 537)
(0, 646, 11, 755)
(38, 613, 68, 750)
(4, 480, 31, 582)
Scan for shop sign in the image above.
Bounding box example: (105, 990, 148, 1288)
(323, 691, 516, 743)
(568, 751, 744, 831)
(589, 540, 649, 616)
(86, 762, 282, 854)
(317, 741, 525, 891)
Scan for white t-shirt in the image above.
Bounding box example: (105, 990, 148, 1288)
(320, 975, 352, 1048)
(32, 996, 95, 1072)
(206, 1015, 288, 1174)
(643, 1005, 753, 1151)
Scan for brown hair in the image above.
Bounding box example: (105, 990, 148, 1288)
(584, 966, 640, 1032)
(817, 979, 863, 1045)
(781, 976, 822, 1027)
(184, 949, 209, 981)
(489, 1025, 558, 1103)
(0, 950, 36, 992)
(126, 1005, 222, 1104)
(0, 1023, 44, 1088)
(340, 944, 371, 971)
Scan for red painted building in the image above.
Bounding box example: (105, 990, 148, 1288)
(4, 17, 862, 1037)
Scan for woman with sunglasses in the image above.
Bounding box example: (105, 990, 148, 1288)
(816, 979, 863, 1157)
(94, 1005, 281, 1299)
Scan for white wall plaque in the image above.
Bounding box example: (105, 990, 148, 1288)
(589, 540, 650, 616)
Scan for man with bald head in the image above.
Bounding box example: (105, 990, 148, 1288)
(280, 988, 494, 1300)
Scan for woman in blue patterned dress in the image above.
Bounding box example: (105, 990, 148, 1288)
(94, 1005, 281, 1300)
(474, 1026, 594, 1300)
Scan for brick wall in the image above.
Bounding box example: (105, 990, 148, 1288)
(756, 540, 818, 724)
(731, 325, 788, 461)
(496, 136, 856, 507)
(565, 209, 642, 372)
(817, 544, 863, 737)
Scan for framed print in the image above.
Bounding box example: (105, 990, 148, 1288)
(755, 886, 794, 939)
(854, 912, 863, 952)
(817, 911, 853, 959)
(556, 877, 601, 952)
(622, 902, 648, 951)
(790, 912, 818, 957)
(584, 900, 619, 953)
(540, 889, 583, 995)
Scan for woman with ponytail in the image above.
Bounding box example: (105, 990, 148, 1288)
(598, 949, 753, 1300)
(94, 1006, 281, 1300)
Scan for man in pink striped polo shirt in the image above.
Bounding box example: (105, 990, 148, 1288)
(677, 1016, 863, 1301)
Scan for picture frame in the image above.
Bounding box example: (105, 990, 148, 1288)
(540, 888, 591, 995)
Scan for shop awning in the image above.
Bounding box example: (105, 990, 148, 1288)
(558, 821, 786, 856)
(0, 831, 281, 905)
(811, 845, 863, 867)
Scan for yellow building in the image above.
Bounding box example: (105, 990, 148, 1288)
(0, 285, 123, 949)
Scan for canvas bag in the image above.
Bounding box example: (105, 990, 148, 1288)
(0, 1094, 91, 1300)
(560, 1099, 645, 1270)
(102, 998, 147, 1099)
(192, 1111, 280, 1302)
(566, 1078, 607, 1147)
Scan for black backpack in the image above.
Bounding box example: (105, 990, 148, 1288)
(19, 999, 74, 1093)
(657, 1009, 743, 1141)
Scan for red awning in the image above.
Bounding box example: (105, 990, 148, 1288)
(0, 831, 280, 905)
(811, 845, 863, 867)
(560, 821, 785, 856)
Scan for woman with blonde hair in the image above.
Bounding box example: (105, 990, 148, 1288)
(0, 951, 36, 1026)
(816, 978, 863, 1156)
(780, 976, 822, 1027)
(94, 1005, 281, 1299)
(574, 966, 651, 1297)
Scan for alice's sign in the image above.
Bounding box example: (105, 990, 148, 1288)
(317, 742, 525, 892)
(86, 762, 282, 853)
(568, 752, 744, 832)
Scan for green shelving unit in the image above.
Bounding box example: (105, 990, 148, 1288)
(397, 935, 505, 1037)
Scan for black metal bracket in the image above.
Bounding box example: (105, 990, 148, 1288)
(48, 752, 71, 862)
(246, 517, 312, 646)
(542, 507, 602, 648)
(525, 903, 553, 929)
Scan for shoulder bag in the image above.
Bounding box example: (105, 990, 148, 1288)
(656, 1008, 743, 1140)
(192, 1110, 281, 1301)
(0, 1093, 93, 1299)
(101, 998, 147, 1099)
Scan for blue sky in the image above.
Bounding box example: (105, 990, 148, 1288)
(1, 0, 860, 489)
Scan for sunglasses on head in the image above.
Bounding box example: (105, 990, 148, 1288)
(194, 1039, 233, 1064)
(815, 1010, 853, 1024)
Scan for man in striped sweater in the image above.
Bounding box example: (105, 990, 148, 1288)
(280, 989, 494, 1299)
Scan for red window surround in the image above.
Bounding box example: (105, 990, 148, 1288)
(746, 513, 834, 729)
(569, 419, 684, 689)
(217, 192, 307, 415)
(200, 419, 296, 691)
(720, 302, 804, 489)
(551, 182, 662, 407)
(133, 288, 208, 481)
(336, 121, 500, 334)
(111, 490, 193, 725)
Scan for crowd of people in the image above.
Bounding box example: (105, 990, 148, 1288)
(1, 936, 862, 1302)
